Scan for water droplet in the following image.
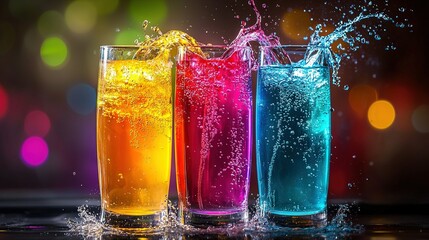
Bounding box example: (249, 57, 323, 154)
(343, 85, 349, 91)
(262, 3, 267, 8)
(347, 183, 353, 189)
(398, 7, 405, 12)
(72, 172, 76, 176)
(142, 20, 149, 30)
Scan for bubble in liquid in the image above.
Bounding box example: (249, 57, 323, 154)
(344, 85, 349, 91)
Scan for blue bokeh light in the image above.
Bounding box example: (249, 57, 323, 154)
(67, 83, 96, 115)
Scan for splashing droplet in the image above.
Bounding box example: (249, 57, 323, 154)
(142, 20, 149, 30)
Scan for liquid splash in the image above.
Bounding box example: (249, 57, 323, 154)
(245, 201, 363, 238)
(67, 205, 104, 238)
(134, 30, 203, 60)
(68, 202, 362, 238)
(305, 11, 393, 86)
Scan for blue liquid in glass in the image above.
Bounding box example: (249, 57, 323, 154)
(256, 64, 331, 217)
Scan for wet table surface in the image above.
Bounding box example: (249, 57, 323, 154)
(0, 197, 429, 239)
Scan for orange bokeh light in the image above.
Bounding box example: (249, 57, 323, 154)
(281, 10, 312, 42)
(367, 100, 396, 130)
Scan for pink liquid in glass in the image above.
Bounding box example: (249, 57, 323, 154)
(175, 47, 252, 216)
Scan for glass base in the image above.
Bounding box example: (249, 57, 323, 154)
(267, 209, 327, 228)
(101, 209, 166, 231)
(180, 209, 248, 227)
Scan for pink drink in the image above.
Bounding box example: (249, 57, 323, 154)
(175, 46, 252, 225)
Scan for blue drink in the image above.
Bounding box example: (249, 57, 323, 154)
(256, 46, 331, 228)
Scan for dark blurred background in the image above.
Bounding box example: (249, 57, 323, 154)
(0, 0, 428, 204)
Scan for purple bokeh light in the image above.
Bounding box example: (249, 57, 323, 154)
(20, 136, 49, 167)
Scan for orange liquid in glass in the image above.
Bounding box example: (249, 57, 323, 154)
(97, 55, 172, 216)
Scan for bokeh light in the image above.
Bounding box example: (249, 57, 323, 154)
(281, 10, 312, 42)
(67, 83, 96, 115)
(0, 85, 8, 119)
(24, 110, 51, 137)
(40, 37, 68, 68)
(37, 10, 64, 37)
(65, 0, 97, 34)
(93, 0, 119, 16)
(114, 29, 141, 45)
(348, 84, 378, 118)
(0, 21, 15, 55)
(20, 136, 49, 167)
(412, 105, 429, 133)
(368, 100, 396, 130)
(128, 0, 167, 26)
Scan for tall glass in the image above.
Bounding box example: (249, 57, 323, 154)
(256, 45, 331, 228)
(175, 46, 253, 226)
(97, 46, 172, 230)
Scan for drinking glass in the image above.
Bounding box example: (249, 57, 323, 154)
(256, 45, 331, 228)
(175, 45, 253, 227)
(97, 45, 172, 230)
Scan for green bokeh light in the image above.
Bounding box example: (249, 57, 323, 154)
(65, 0, 97, 34)
(37, 11, 64, 37)
(40, 37, 68, 68)
(128, 0, 167, 26)
(93, 0, 119, 16)
(114, 29, 142, 45)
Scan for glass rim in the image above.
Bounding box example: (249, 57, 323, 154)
(100, 45, 252, 51)
(178, 45, 252, 50)
(259, 44, 329, 50)
(100, 45, 139, 48)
